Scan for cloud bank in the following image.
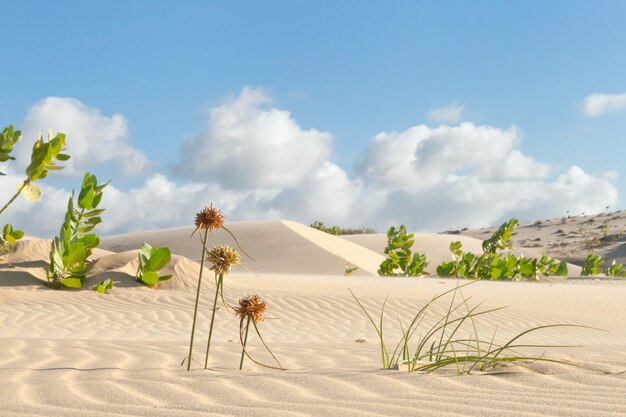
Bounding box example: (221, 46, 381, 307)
(582, 92, 626, 117)
(0, 89, 619, 237)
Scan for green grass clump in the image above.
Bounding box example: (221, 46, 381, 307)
(350, 281, 597, 374)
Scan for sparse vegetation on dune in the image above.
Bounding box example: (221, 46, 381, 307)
(310, 220, 376, 235)
(379, 218, 568, 280)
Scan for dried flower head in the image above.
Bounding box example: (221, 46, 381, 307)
(207, 245, 240, 274)
(235, 294, 267, 323)
(194, 204, 224, 231)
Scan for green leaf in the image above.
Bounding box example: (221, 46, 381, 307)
(159, 274, 173, 281)
(146, 247, 171, 271)
(61, 278, 82, 288)
(83, 209, 105, 218)
(78, 186, 95, 210)
(141, 271, 159, 285)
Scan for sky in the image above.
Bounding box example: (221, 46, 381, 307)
(1, 0, 625, 237)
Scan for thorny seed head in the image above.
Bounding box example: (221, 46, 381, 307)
(207, 245, 240, 274)
(235, 294, 267, 323)
(194, 204, 224, 231)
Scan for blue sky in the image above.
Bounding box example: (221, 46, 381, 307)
(1, 1, 625, 236)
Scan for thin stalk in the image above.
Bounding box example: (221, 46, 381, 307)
(204, 271, 223, 368)
(186, 228, 209, 371)
(0, 179, 28, 217)
(239, 316, 251, 370)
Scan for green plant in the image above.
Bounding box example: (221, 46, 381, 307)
(309, 220, 339, 235)
(537, 254, 569, 277)
(310, 220, 376, 235)
(581, 253, 604, 276)
(94, 278, 114, 294)
(350, 282, 597, 374)
(605, 260, 626, 278)
(135, 243, 172, 287)
(47, 173, 109, 289)
(379, 225, 429, 276)
(437, 220, 568, 281)
(0, 125, 21, 176)
(0, 224, 24, 257)
(1, 125, 70, 258)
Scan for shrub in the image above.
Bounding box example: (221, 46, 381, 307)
(309, 221, 339, 235)
(581, 254, 604, 276)
(47, 173, 109, 289)
(135, 243, 172, 287)
(378, 225, 428, 276)
(437, 219, 568, 281)
(310, 220, 376, 235)
(581, 254, 626, 277)
(606, 260, 626, 278)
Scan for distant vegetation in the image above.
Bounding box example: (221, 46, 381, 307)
(379, 218, 568, 280)
(309, 220, 376, 235)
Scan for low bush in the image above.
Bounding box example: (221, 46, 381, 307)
(135, 243, 172, 287)
(437, 219, 568, 280)
(378, 225, 429, 276)
(47, 173, 109, 289)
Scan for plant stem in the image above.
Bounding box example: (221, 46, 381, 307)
(187, 228, 209, 371)
(239, 316, 251, 370)
(204, 271, 223, 369)
(0, 180, 28, 217)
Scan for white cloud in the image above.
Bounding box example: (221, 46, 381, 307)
(356, 122, 616, 231)
(358, 123, 549, 190)
(428, 102, 465, 123)
(582, 92, 626, 117)
(177, 87, 332, 189)
(0, 92, 619, 238)
(18, 97, 148, 176)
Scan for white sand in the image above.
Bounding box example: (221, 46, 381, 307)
(1, 220, 625, 416)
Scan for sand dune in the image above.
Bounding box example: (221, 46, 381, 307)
(1, 217, 625, 416)
(101, 220, 384, 276)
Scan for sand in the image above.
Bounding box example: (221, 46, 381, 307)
(1, 218, 625, 416)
